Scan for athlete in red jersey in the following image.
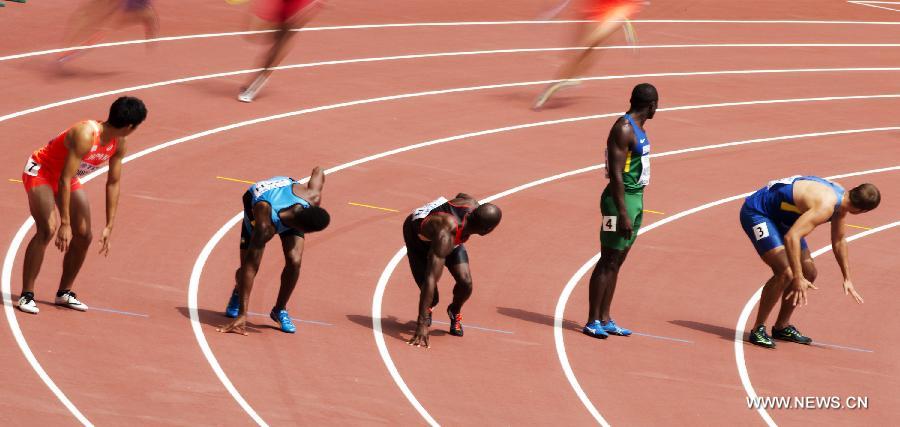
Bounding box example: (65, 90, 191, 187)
(403, 194, 502, 348)
(237, 0, 323, 102)
(534, 0, 644, 109)
(17, 96, 147, 315)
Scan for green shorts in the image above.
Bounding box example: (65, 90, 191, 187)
(599, 186, 644, 250)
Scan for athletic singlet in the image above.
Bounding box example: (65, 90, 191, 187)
(28, 120, 118, 180)
(749, 175, 845, 230)
(605, 114, 650, 192)
(247, 176, 311, 234)
(411, 197, 474, 246)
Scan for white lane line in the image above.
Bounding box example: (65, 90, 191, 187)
(5, 42, 900, 124)
(155, 122, 900, 425)
(849, 1, 900, 13)
(187, 214, 267, 427)
(7, 18, 900, 62)
(376, 142, 899, 424)
(557, 166, 898, 425)
(3, 72, 897, 422)
(736, 217, 900, 427)
(0, 218, 93, 426)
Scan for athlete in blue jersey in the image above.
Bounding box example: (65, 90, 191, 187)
(739, 176, 880, 348)
(218, 167, 330, 335)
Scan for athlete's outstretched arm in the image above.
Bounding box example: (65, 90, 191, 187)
(55, 124, 94, 253)
(306, 166, 325, 205)
(606, 120, 633, 239)
(830, 212, 863, 303)
(99, 138, 127, 256)
(783, 208, 830, 306)
(218, 204, 276, 335)
(408, 225, 453, 348)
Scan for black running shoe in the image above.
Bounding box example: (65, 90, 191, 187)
(447, 307, 463, 337)
(772, 325, 812, 345)
(748, 325, 776, 348)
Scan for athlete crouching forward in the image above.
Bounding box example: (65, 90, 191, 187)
(218, 168, 330, 335)
(18, 96, 147, 314)
(739, 176, 880, 348)
(404, 194, 502, 348)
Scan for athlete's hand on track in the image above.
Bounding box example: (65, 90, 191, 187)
(218, 315, 248, 336)
(407, 322, 430, 348)
(842, 280, 864, 304)
(98, 226, 113, 256)
(55, 223, 71, 252)
(785, 277, 817, 306)
(618, 215, 633, 240)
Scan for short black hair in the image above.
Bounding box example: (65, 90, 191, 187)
(294, 205, 330, 233)
(849, 183, 880, 211)
(630, 83, 658, 110)
(107, 96, 147, 129)
(469, 203, 502, 233)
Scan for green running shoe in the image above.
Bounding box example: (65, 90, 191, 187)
(772, 325, 812, 345)
(749, 325, 776, 348)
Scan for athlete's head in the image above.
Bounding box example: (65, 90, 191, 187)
(847, 183, 880, 214)
(285, 205, 331, 233)
(629, 83, 658, 119)
(107, 96, 147, 133)
(468, 203, 502, 235)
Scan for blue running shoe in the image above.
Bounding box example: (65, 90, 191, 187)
(225, 290, 240, 318)
(601, 319, 632, 336)
(582, 320, 609, 339)
(270, 309, 297, 334)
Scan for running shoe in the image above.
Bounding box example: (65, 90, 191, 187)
(582, 320, 609, 339)
(447, 307, 463, 337)
(17, 292, 39, 314)
(55, 290, 88, 312)
(225, 290, 240, 318)
(270, 309, 297, 334)
(772, 325, 812, 345)
(748, 324, 776, 348)
(237, 74, 270, 103)
(601, 319, 632, 336)
(532, 80, 581, 110)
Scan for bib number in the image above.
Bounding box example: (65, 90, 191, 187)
(23, 159, 41, 177)
(766, 175, 800, 190)
(76, 162, 100, 178)
(601, 215, 617, 232)
(252, 177, 293, 199)
(752, 222, 770, 241)
(638, 154, 650, 186)
(412, 197, 448, 220)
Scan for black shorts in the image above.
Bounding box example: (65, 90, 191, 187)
(240, 191, 304, 249)
(402, 214, 468, 287)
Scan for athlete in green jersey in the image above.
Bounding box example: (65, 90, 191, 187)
(584, 83, 658, 339)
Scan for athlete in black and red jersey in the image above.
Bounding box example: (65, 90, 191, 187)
(403, 193, 502, 348)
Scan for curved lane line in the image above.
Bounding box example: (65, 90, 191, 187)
(4, 72, 899, 422)
(735, 221, 900, 426)
(6, 19, 900, 62)
(556, 166, 899, 424)
(4, 63, 900, 123)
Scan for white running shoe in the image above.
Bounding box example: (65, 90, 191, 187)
(237, 74, 270, 103)
(55, 290, 88, 312)
(532, 80, 581, 110)
(17, 294, 39, 314)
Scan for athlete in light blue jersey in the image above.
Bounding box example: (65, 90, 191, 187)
(739, 176, 881, 348)
(219, 167, 330, 335)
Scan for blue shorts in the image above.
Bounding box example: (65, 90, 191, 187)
(739, 202, 807, 255)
